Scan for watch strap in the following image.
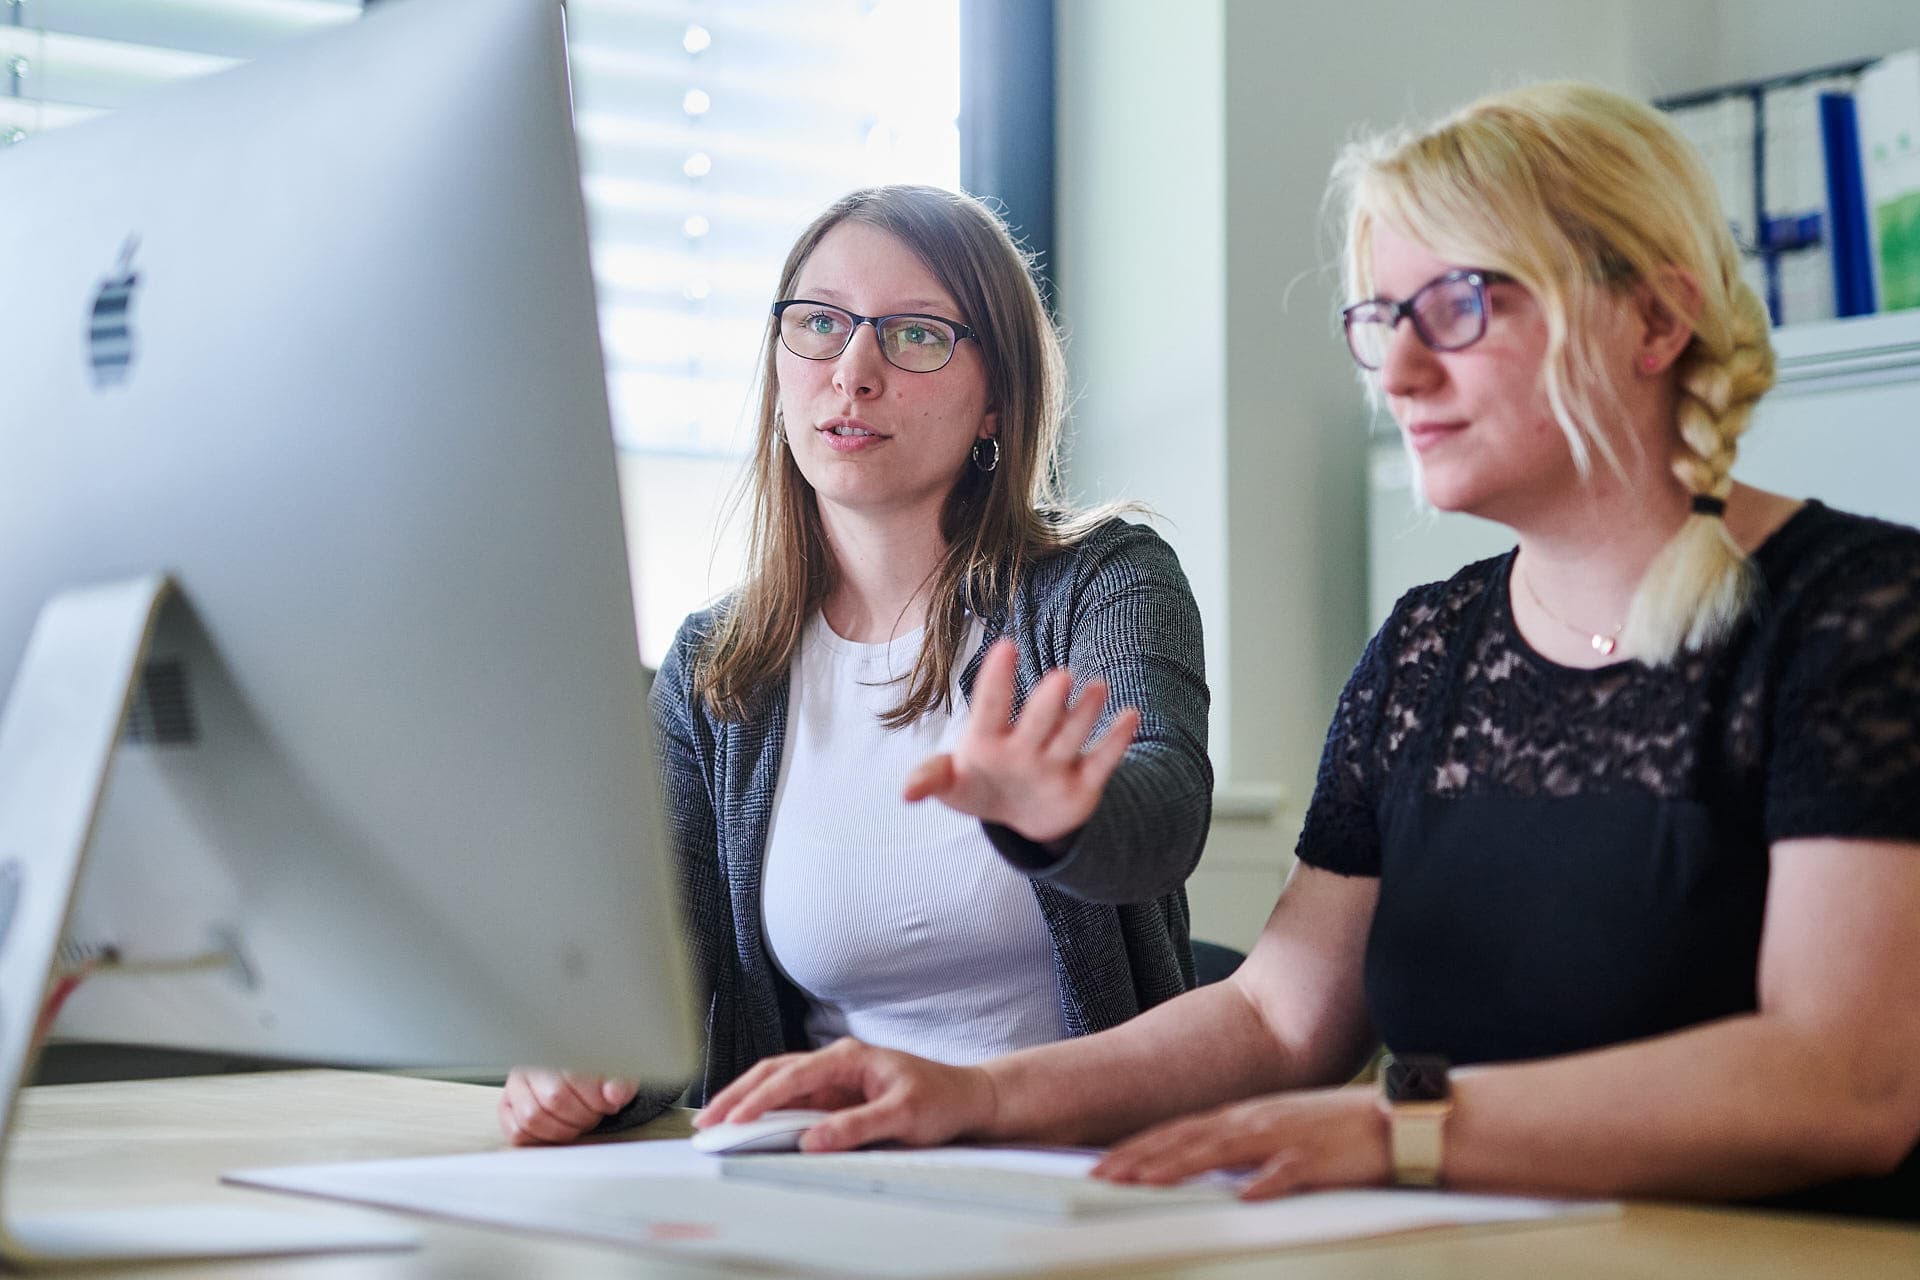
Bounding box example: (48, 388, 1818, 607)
(1383, 1099, 1449, 1186)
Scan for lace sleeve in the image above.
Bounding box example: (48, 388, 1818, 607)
(1764, 530, 1920, 844)
(1295, 617, 1398, 877)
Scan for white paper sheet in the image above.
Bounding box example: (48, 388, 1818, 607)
(228, 1140, 1615, 1278)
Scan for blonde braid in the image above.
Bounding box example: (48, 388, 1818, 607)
(1622, 279, 1776, 661)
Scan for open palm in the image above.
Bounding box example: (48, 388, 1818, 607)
(903, 639, 1139, 847)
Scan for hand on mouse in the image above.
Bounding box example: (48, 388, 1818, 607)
(697, 1038, 998, 1153)
(498, 1066, 639, 1145)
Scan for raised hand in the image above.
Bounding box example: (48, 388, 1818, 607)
(497, 1067, 640, 1146)
(1090, 1086, 1390, 1200)
(696, 1038, 998, 1153)
(903, 639, 1140, 847)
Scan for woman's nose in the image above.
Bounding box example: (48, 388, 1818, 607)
(832, 322, 887, 399)
(1376, 318, 1442, 399)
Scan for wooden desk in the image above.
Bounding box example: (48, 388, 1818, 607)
(11, 1070, 1917, 1278)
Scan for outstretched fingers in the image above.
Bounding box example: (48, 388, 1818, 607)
(966, 639, 1019, 739)
(902, 752, 958, 804)
(907, 643, 1142, 838)
(1011, 667, 1075, 750)
(1077, 705, 1141, 788)
(1041, 678, 1110, 766)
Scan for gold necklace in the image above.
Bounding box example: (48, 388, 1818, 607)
(1515, 561, 1625, 657)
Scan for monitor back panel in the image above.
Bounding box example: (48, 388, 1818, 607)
(0, 0, 698, 1078)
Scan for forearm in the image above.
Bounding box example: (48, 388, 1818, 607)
(983, 862, 1380, 1145)
(977, 977, 1336, 1147)
(1446, 1013, 1918, 1200)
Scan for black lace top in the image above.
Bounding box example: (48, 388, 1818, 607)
(1298, 501, 1920, 1220)
(1301, 500, 1920, 872)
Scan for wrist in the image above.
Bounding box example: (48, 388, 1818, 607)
(971, 1062, 1010, 1140)
(1344, 1083, 1396, 1185)
(999, 814, 1076, 849)
(983, 818, 1081, 870)
(1009, 815, 1083, 856)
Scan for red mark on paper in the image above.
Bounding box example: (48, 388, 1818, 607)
(646, 1222, 719, 1242)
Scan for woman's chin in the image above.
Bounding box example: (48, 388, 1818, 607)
(1413, 480, 1483, 517)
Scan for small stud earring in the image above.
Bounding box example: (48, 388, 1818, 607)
(1641, 354, 1661, 374)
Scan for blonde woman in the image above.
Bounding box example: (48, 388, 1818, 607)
(498, 186, 1211, 1143)
(698, 85, 1920, 1220)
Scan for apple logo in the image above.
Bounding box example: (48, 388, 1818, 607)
(88, 236, 140, 389)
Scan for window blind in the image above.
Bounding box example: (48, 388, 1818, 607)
(6, 0, 962, 459)
(0, 0, 357, 141)
(567, 0, 962, 456)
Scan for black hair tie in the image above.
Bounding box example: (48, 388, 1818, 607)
(1691, 494, 1727, 518)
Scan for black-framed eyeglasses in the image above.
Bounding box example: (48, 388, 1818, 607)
(772, 299, 979, 373)
(1340, 269, 1514, 371)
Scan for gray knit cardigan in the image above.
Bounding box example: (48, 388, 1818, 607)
(617, 517, 1211, 1125)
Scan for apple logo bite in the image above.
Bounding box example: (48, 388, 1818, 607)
(89, 236, 141, 389)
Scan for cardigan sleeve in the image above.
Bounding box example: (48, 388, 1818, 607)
(984, 521, 1212, 904)
(598, 611, 728, 1130)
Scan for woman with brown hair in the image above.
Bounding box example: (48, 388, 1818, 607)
(499, 185, 1212, 1142)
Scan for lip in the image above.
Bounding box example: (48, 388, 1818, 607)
(816, 416, 891, 453)
(1402, 419, 1468, 452)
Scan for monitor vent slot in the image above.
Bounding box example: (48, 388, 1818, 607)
(123, 658, 199, 746)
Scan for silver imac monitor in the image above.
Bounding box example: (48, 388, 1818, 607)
(0, 0, 696, 1262)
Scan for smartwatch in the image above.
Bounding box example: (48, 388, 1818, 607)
(1379, 1052, 1452, 1187)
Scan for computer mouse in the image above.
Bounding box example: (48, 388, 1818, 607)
(690, 1109, 835, 1155)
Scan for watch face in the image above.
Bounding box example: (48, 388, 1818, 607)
(1384, 1053, 1451, 1102)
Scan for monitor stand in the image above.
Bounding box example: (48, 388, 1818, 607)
(0, 574, 416, 1268)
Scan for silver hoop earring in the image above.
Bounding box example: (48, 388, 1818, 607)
(970, 438, 1000, 473)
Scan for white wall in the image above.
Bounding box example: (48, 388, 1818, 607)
(1055, 1, 1643, 947)
(1054, 0, 1230, 766)
(1625, 0, 1920, 96)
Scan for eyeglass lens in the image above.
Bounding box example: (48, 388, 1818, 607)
(778, 303, 960, 373)
(1343, 273, 1491, 370)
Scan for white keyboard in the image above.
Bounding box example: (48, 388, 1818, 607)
(717, 1152, 1239, 1219)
